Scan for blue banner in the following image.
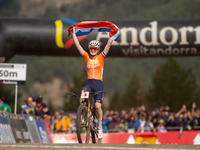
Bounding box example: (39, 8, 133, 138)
(0, 117, 16, 143)
(35, 120, 50, 143)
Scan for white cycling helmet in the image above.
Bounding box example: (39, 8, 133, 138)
(88, 40, 100, 49)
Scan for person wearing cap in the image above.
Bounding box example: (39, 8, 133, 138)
(21, 96, 35, 116)
(156, 119, 167, 132)
(35, 95, 49, 117)
(0, 95, 11, 113)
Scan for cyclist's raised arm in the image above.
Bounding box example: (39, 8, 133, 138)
(72, 28, 85, 55)
(103, 38, 113, 55)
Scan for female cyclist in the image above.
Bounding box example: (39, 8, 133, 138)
(72, 27, 113, 139)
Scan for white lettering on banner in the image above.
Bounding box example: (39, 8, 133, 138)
(140, 21, 159, 46)
(179, 26, 194, 45)
(39, 127, 48, 143)
(194, 26, 200, 44)
(0, 123, 15, 143)
(160, 27, 178, 45)
(96, 21, 200, 47)
(122, 46, 198, 56)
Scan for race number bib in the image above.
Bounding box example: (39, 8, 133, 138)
(81, 91, 89, 98)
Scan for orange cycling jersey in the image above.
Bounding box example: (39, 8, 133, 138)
(83, 52, 106, 81)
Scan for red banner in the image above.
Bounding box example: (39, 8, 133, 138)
(51, 131, 200, 145)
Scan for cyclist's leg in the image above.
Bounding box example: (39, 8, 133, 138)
(93, 80, 104, 139)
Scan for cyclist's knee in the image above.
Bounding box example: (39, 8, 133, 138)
(95, 103, 102, 112)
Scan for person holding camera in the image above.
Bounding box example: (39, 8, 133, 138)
(35, 95, 49, 117)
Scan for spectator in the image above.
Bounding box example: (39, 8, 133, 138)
(116, 117, 128, 132)
(0, 95, 11, 113)
(184, 110, 194, 130)
(177, 114, 186, 138)
(175, 105, 187, 137)
(21, 96, 35, 116)
(54, 111, 62, 133)
(157, 119, 167, 132)
(191, 102, 200, 129)
(102, 113, 112, 133)
(137, 117, 156, 135)
(151, 109, 159, 128)
(140, 105, 148, 117)
(128, 114, 140, 132)
(70, 114, 76, 133)
(60, 110, 71, 133)
(50, 115, 56, 133)
(35, 95, 49, 117)
(54, 110, 71, 133)
(109, 113, 119, 132)
(128, 116, 135, 129)
(166, 110, 178, 131)
(118, 109, 126, 119)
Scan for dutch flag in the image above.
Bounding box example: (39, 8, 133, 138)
(68, 21, 120, 41)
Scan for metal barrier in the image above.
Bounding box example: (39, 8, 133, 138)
(0, 112, 50, 143)
(0, 112, 42, 121)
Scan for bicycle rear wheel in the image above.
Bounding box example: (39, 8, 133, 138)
(76, 104, 90, 143)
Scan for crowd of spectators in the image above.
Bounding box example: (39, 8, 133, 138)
(42, 103, 200, 137)
(101, 104, 200, 137)
(1, 94, 200, 136)
(20, 95, 77, 133)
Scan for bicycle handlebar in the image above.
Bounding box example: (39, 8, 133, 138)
(66, 91, 106, 97)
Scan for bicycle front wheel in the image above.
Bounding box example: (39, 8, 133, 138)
(76, 105, 90, 143)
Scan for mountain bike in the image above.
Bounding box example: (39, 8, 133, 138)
(66, 91, 105, 144)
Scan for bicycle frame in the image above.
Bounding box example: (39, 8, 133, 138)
(80, 92, 93, 128)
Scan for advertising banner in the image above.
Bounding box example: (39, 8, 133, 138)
(51, 131, 200, 145)
(0, 18, 200, 62)
(0, 117, 16, 143)
(35, 120, 51, 143)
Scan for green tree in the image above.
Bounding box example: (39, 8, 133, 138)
(147, 58, 199, 111)
(109, 91, 122, 111)
(109, 72, 143, 111)
(63, 68, 87, 112)
(0, 0, 21, 17)
(48, 99, 55, 115)
(122, 72, 143, 110)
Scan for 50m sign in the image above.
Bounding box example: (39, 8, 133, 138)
(0, 63, 27, 81)
(0, 70, 17, 78)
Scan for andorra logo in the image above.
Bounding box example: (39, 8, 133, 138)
(55, 19, 88, 49)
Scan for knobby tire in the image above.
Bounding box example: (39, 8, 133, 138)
(76, 104, 90, 143)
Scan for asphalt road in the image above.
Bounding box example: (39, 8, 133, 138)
(0, 143, 200, 150)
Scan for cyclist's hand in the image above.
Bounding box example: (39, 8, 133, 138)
(72, 26, 75, 33)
